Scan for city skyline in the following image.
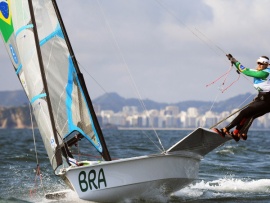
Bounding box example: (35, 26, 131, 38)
(96, 104, 270, 130)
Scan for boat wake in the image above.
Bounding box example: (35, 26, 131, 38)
(173, 177, 270, 201)
(53, 178, 270, 203)
(43, 188, 170, 203)
(41, 189, 90, 203)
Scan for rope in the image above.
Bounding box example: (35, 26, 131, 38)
(29, 103, 39, 165)
(203, 62, 233, 127)
(219, 63, 234, 91)
(78, 61, 165, 152)
(221, 73, 241, 93)
(78, 61, 109, 95)
(154, 0, 228, 57)
(96, 0, 166, 152)
(202, 92, 221, 128)
(72, 153, 102, 159)
(206, 62, 241, 93)
(142, 131, 163, 153)
(28, 103, 45, 197)
(29, 164, 45, 198)
(205, 61, 255, 128)
(153, 0, 256, 122)
(206, 62, 233, 88)
(210, 100, 254, 129)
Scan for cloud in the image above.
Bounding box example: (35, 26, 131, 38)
(0, 0, 269, 103)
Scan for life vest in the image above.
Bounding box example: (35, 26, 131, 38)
(253, 68, 270, 92)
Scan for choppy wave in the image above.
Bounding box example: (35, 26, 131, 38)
(1, 129, 270, 202)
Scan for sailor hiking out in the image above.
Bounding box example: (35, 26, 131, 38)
(213, 54, 270, 141)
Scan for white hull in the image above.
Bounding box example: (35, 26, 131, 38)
(61, 151, 201, 202)
(58, 128, 229, 202)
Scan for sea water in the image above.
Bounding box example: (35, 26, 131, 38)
(0, 129, 270, 202)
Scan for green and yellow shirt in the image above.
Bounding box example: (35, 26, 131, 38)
(234, 62, 270, 92)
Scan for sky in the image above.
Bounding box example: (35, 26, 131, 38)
(0, 0, 269, 103)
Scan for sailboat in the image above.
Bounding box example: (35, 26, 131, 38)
(0, 0, 231, 202)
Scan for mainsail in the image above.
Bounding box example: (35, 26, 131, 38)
(0, 0, 111, 172)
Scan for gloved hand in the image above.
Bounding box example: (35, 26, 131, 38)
(226, 54, 238, 63)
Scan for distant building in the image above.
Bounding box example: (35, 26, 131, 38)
(165, 106, 179, 116)
(187, 107, 199, 117)
(122, 106, 138, 116)
(96, 104, 270, 130)
(110, 113, 126, 126)
(185, 116, 197, 128)
(203, 111, 218, 128)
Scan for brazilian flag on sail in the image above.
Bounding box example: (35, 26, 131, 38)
(0, 0, 14, 42)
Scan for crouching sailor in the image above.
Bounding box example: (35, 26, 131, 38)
(214, 55, 270, 141)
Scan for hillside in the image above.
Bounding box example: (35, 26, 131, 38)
(0, 90, 255, 128)
(0, 105, 34, 128)
(92, 92, 255, 114)
(0, 90, 28, 107)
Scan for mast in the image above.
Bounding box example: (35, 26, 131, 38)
(28, 0, 62, 166)
(51, 0, 111, 161)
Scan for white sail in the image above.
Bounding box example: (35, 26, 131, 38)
(0, 0, 111, 172)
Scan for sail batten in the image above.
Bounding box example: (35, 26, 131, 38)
(40, 24, 63, 46)
(16, 64, 22, 74)
(30, 93, 47, 104)
(15, 24, 33, 37)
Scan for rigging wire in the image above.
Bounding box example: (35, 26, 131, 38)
(154, 0, 228, 57)
(96, 0, 166, 152)
(142, 131, 163, 153)
(208, 91, 254, 129)
(81, 1, 254, 132)
(29, 103, 39, 165)
(28, 103, 45, 197)
(154, 0, 256, 122)
(202, 92, 220, 128)
(78, 62, 109, 95)
(153, 0, 238, 125)
(155, 0, 254, 83)
(210, 100, 254, 129)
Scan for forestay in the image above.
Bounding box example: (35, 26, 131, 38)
(0, 0, 110, 172)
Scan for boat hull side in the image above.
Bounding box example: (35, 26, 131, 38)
(63, 153, 200, 202)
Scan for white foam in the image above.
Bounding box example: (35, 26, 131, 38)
(39, 189, 91, 203)
(24, 178, 270, 202)
(174, 177, 270, 198)
(216, 149, 234, 155)
(216, 145, 236, 155)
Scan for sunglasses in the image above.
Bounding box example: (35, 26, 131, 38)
(257, 62, 268, 65)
